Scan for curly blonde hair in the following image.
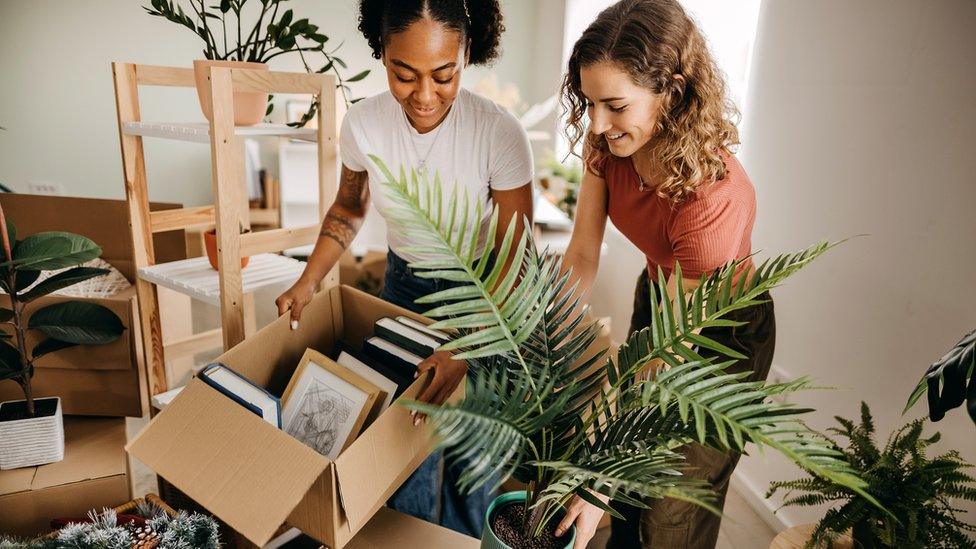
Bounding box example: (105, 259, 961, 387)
(561, 0, 740, 204)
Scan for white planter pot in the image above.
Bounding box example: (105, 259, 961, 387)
(0, 397, 65, 470)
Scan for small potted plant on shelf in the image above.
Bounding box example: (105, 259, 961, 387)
(373, 157, 883, 549)
(767, 402, 976, 548)
(0, 205, 125, 470)
(144, 0, 369, 126)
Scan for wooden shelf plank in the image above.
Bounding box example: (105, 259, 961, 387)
(122, 121, 316, 144)
(138, 253, 305, 306)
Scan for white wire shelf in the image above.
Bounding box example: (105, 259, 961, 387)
(122, 122, 317, 144)
(138, 253, 306, 306)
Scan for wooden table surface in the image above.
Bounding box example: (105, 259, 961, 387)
(770, 524, 853, 549)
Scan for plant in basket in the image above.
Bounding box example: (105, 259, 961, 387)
(372, 156, 887, 549)
(0, 205, 125, 470)
(144, 0, 370, 126)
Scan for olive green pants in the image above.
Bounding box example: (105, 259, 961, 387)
(607, 270, 776, 549)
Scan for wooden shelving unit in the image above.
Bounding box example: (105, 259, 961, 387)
(111, 62, 341, 401)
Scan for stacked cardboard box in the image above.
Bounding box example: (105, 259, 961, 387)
(0, 194, 186, 537)
(0, 417, 130, 537)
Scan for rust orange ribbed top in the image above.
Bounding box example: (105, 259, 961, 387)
(599, 152, 756, 283)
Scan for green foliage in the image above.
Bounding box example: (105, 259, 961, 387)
(143, 0, 369, 120)
(372, 155, 881, 538)
(0, 504, 220, 549)
(768, 403, 976, 548)
(0, 213, 125, 416)
(905, 329, 976, 425)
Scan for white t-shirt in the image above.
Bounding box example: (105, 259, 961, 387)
(340, 88, 533, 262)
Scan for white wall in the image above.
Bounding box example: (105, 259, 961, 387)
(736, 0, 976, 528)
(0, 0, 546, 206)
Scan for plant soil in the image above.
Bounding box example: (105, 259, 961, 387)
(0, 397, 58, 422)
(491, 502, 567, 549)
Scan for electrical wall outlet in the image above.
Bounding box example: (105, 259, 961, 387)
(28, 180, 63, 196)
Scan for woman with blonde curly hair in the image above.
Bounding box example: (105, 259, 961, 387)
(554, 1, 775, 548)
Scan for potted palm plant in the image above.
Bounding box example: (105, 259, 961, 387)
(372, 156, 882, 549)
(767, 403, 976, 548)
(0, 205, 125, 470)
(144, 0, 369, 125)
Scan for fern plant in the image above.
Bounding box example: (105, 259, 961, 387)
(371, 156, 881, 540)
(768, 403, 976, 548)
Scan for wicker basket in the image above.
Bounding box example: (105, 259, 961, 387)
(41, 493, 176, 540)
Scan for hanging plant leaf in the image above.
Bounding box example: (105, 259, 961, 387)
(32, 338, 79, 359)
(28, 301, 125, 345)
(0, 308, 12, 323)
(0, 341, 23, 379)
(346, 70, 369, 83)
(6, 232, 101, 270)
(906, 329, 976, 424)
(20, 267, 109, 302)
(14, 269, 41, 293)
(219, 0, 231, 13)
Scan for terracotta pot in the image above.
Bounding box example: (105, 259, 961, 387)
(193, 60, 268, 126)
(203, 229, 250, 271)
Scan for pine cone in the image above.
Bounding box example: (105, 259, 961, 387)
(130, 523, 160, 549)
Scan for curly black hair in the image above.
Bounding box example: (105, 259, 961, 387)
(358, 0, 505, 65)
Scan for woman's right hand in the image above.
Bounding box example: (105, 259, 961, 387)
(275, 276, 318, 329)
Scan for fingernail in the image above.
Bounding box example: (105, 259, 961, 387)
(410, 410, 416, 418)
(290, 320, 299, 330)
(413, 371, 419, 379)
(413, 417, 421, 426)
(555, 528, 563, 536)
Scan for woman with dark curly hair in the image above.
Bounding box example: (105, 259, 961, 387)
(553, 1, 776, 548)
(275, 0, 532, 537)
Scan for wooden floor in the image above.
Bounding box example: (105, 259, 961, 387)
(587, 487, 777, 549)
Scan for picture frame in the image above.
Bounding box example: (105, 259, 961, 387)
(280, 348, 382, 460)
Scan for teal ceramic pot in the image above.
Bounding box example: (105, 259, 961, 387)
(480, 490, 577, 549)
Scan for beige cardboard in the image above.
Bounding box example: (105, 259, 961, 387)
(345, 507, 478, 549)
(127, 285, 442, 548)
(0, 417, 130, 537)
(126, 379, 330, 545)
(0, 194, 185, 417)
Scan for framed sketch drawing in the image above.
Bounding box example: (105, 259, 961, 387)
(281, 348, 382, 460)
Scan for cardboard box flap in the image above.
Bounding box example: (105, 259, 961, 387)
(127, 379, 330, 545)
(333, 377, 436, 531)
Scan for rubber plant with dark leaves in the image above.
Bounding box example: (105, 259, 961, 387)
(905, 329, 976, 426)
(0, 204, 125, 417)
(371, 156, 886, 544)
(144, 0, 370, 125)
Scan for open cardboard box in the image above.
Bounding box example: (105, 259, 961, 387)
(0, 416, 131, 537)
(0, 194, 185, 417)
(127, 285, 449, 547)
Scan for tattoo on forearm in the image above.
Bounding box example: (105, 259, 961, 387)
(337, 167, 369, 214)
(321, 167, 368, 249)
(321, 211, 356, 249)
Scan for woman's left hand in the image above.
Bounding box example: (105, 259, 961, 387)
(412, 350, 467, 425)
(555, 494, 609, 549)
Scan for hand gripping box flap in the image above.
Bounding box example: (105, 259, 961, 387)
(126, 378, 330, 546)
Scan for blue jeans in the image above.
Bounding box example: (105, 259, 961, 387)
(381, 250, 496, 538)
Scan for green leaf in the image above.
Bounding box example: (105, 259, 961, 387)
(0, 308, 11, 323)
(219, 0, 230, 12)
(33, 338, 79, 359)
(14, 269, 41, 292)
(27, 301, 125, 345)
(0, 340, 23, 377)
(20, 267, 108, 302)
(346, 70, 369, 83)
(7, 232, 101, 270)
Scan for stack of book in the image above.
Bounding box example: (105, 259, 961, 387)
(196, 316, 450, 461)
